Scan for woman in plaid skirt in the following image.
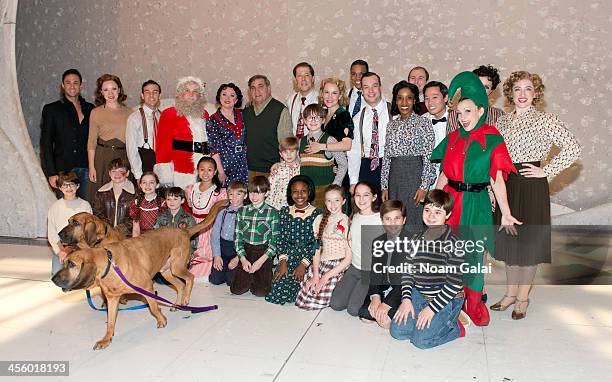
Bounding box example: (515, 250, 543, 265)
(295, 185, 352, 310)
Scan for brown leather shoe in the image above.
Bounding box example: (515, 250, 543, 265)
(490, 295, 516, 311)
(511, 298, 530, 320)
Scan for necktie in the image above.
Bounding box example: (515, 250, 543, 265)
(352, 90, 362, 118)
(296, 97, 307, 138)
(432, 116, 447, 125)
(152, 110, 159, 149)
(369, 108, 380, 170)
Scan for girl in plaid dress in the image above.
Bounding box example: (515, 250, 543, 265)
(295, 185, 352, 310)
(129, 171, 166, 237)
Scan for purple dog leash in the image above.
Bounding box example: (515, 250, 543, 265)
(104, 249, 218, 314)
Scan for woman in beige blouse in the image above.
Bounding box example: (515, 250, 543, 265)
(491, 71, 581, 320)
(87, 74, 132, 201)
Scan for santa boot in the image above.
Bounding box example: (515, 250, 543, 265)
(462, 286, 490, 326)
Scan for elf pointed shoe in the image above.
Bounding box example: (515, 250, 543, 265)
(458, 319, 466, 337)
(463, 287, 490, 326)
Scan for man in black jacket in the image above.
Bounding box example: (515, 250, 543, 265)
(40, 69, 95, 200)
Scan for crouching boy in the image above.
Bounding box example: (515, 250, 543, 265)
(390, 189, 465, 349)
(230, 176, 279, 296)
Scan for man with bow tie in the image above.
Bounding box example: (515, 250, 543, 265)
(424, 81, 455, 147)
(424, 81, 455, 189)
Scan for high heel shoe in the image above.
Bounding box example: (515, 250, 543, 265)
(490, 295, 516, 311)
(511, 298, 530, 320)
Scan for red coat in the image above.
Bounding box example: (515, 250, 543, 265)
(154, 107, 209, 188)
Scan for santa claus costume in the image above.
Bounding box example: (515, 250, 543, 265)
(154, 76, 210, 189)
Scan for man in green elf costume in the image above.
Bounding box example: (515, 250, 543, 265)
(431, 72, 521, 326)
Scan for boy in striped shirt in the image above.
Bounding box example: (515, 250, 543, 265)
(390, 190, 465, 349)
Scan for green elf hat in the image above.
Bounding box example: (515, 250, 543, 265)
(448, 71, 488, 129)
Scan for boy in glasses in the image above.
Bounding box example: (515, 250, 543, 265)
(47, 171, 92, 275)
(299, 104, 347, 208)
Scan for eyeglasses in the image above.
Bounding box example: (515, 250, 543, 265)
(306, 116, 322, 122)
(60, 182, 78, 189)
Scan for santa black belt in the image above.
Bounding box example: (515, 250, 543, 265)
(173, 139, 209, 154)
(448, 179, 488, 193)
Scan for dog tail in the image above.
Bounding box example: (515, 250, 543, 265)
(186, 199, 229, 237)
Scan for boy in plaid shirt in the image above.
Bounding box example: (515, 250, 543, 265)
(230, 176, 280, 297)
(154, 187, 198, 254)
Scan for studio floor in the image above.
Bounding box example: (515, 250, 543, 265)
(0, 241, 611, 382)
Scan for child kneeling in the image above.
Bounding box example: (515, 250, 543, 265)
(295, 185, 351, 310)
(230, 176, 279, 297)
(210, 180, 248, 286)
(390, 190, 464, 349)
(358, 200, 407, 328)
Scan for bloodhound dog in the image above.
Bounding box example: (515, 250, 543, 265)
(52, 199, 228, 350)
(58, 212, 128, 305)
(59, 212, 125, 249)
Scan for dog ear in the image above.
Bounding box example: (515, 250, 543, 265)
(84, 221, 98, 247)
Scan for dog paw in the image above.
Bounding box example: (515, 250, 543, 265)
(119, 296, 128, 305)
(169, 306, 177, 312)
(93, 338, 112, 350)
(157, 315, 167, 328)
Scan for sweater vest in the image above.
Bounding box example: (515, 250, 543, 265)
(244, 98, 285, 172)
(299, 133, 335, 186)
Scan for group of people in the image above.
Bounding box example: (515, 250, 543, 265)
(42, 59, 582, 349)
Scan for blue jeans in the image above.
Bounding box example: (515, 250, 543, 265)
(390, 289, 463, 349)
(71, 167, 89, 201)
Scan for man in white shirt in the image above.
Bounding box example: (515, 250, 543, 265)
(423, 81, 453, 147)
(286, 62, 318, 138)
(347, 59, 369, 118)
(126, 80, 161, 182)
(423, 81, 453, 190)
(348, 72, 390, 196)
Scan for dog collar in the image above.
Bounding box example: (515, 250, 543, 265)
(101, 248, 113, 279)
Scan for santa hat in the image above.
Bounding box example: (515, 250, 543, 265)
(176, 76, 206, 94)
(448, 71, 488, 129)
